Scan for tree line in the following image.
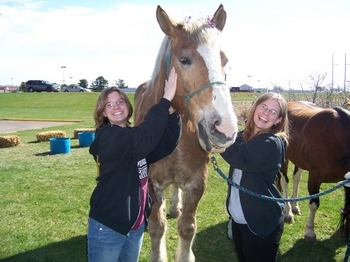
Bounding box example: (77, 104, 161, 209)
(19, 77, 128, 91)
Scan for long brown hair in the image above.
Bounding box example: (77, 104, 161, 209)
(244, 92, 289, 144)
(93, 87, 133, 129)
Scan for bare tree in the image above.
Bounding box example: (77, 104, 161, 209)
(269, 81, 283, 93)
(304, 72, 328, 103)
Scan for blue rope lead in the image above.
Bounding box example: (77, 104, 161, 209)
(211, 156, 350, 261)
(210, 156, 350, 203)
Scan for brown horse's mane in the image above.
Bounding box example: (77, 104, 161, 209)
(333, 106, 350, 126)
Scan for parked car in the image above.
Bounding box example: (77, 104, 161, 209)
(25, 80, 60, 92)
(62, 85, 91, 92)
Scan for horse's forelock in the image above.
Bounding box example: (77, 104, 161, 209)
(183, 19, 221, 44)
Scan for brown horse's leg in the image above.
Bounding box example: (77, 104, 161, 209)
(175, 178, 206, 262)
(149, 186, 168, 262)
(339, 186, 350, 242)
(291, 166, 303, 216)
(305, 201, 318, 242)
(304, 174, 320, 243)
(281, 175, 294, 223)
(169, 184, 182, 219)
(280, 161, 294, 223)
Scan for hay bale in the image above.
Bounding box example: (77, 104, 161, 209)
(36, 130, 66, 142)
(0, 135, 20, 148)
(73, 128, 95, 139)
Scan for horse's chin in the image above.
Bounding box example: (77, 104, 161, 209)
(209, 139, 231, 153)
(210, 146, 226, 153)
(198, 137, 229, 153)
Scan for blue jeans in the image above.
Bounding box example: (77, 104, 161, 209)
(87, 217, 145, 262)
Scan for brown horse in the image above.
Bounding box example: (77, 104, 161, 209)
(134, 5, 238, 262)
(279, 101, 350, 243)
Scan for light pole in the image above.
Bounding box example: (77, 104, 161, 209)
(247, 75, 252, 87)
(332, 54, 339, 92)
(344, 53, 350, 92)
(61, 66, 66, 84)
(224, 66, 232, 82)
(332, 54, 334, 91)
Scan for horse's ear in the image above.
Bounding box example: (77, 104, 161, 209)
(156, 5, 178, 37)
(212, 4, 226, 31)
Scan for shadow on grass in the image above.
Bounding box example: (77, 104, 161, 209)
(33, 146, 88, 156)
(279, 228, 347, 262)
(34, 152, 51, 156)
(193, 221, 237, 261)
(0, 235, 87, 262)
(194, 221, 347, 262)
(1, 224, 346, 262)
(28, 141, 41, 144)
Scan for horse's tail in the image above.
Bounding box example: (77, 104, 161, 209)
(339, 185, 350, 242)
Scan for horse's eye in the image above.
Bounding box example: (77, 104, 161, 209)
(180, 57, 191, 66)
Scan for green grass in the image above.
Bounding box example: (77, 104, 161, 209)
(0, 92, 348, 262)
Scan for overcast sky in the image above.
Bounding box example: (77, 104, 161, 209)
(1, 0, 349, 89)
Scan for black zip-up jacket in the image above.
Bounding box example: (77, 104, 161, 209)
(89, 98, 181, 235)
(221, 131, 286, 237)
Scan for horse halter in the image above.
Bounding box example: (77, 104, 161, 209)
(175, 81, 226, 119)
(166, 52, 227, 119)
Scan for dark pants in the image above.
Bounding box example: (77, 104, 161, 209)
(231, 220, 284, 262)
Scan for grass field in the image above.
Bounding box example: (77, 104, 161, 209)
(0, 92, 348, 262)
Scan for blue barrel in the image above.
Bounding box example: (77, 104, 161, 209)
(50, 137, 71, 154)
(78, 132, 95, 147)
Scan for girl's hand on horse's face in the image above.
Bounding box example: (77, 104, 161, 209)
(163, 67, 177, 102)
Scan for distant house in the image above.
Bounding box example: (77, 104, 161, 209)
(239, 84, 253, 92)
(229, 84, 253, 92)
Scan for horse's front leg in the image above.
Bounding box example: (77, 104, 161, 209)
(175, 174, 207, 262)
(148, 182, 168, 262)
(304, 176, 320, 243)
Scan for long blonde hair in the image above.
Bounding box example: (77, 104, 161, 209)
(244, 92, 289, 144)
(93, 87, 133, 129)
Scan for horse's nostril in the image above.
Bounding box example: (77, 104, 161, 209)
(213, 116, 222, 126)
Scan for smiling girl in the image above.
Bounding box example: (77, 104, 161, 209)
(221, 92, 289, 262)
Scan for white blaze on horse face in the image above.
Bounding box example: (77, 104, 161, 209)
(197, 44, 238, 142)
